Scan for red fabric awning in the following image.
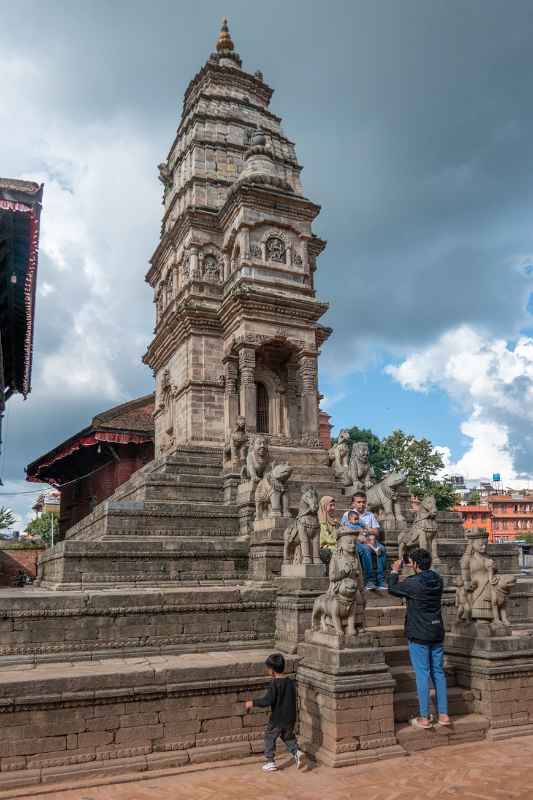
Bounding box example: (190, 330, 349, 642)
(26, 430, 151, 483)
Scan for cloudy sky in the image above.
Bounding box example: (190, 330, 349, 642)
(2, 0, 533, 524)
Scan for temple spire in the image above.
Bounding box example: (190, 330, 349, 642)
(216, 17, 234, 52)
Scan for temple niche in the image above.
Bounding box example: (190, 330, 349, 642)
(222, 336, 321, 448)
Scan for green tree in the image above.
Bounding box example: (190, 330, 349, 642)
(333, 426, 387, 480)
(380, 429, 445, 491)
(25, 512, 58, 546)
(419, 479, 460, 512)
(465, 490, 481, 506)
(0, 506, 16, 531)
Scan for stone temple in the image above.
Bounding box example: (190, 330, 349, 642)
(2, 20, 533, 790)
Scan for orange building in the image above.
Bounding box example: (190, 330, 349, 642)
(454, 505, 493, 540)
(453, 494, 533, 543)
(490, 495, 533, 542)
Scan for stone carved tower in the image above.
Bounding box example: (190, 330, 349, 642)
(144, 20, 331, 456)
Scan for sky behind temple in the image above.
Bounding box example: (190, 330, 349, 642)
(2, 0, 533, 524)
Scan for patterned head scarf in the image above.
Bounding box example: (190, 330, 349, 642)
(319, 495, 337, 530)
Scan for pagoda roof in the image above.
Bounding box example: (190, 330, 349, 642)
(0, 178, 43, 404)
(25, 393, 154, 486)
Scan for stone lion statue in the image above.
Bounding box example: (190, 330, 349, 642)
(240, 435, 270, 483)
(255, 462, 293, 520)
(366, 470, 408, 525)
(328, 429, 351, 486)
(224, 416, 248, 469)
(348, 441, 375, 492)
(489, 574, 516, 627)
(283, 486, 320, 565)
(312, 577, 360, 637)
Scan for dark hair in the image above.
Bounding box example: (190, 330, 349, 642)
(351, 492, 366, 501)
(409, 548, 432, 571)
(265, 653, 285, 674)
(347, 509, 358, 518)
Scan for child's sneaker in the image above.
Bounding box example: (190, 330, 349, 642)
(262, 761, 278, 772)
(295, 750, 306, 769)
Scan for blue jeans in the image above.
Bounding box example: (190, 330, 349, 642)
(357, 543, 387, 584)
(408, 641, 448, 718)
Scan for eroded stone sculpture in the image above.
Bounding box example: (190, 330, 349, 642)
(456, 528, 516, 635)
(283, 486, 320, 565)
(224, 416, 248, 470)
(348, 441, 376, 492)
(398, 495, 438, 562)
(366, 470, 408, 526)
(240, 435, 270, 483)
(255, 462, 293, 520)
(311, 528, 366, 638)
(328, 429, 351, 486)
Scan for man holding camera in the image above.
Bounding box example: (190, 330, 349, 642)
(388, 548, 450, 730)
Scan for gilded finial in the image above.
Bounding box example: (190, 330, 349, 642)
(216, 17, 234, 52)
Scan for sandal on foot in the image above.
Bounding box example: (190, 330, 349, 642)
(410, 717, 432, 730)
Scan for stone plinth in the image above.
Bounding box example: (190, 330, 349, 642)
(275, 576, 329, 654)
(297, 632, 402, 766)
(237, 481, 256, 538)
(223, 472, 241, 504)
(248, 516, 289, 581)
(280, 563, 323, 578)
(446, 630, 533, 740)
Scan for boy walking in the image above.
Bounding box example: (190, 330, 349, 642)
(245, 653, 306, 772)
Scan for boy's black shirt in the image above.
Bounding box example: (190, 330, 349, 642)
(253, 676, 297, 727)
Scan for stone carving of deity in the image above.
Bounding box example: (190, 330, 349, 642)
(398, 495, 438, 562)
(266, 236, 286, 263)
(310, 529, 366, 639)
(457, 528, 516, 635)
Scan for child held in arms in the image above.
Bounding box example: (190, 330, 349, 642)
(245, 653, 306, 773)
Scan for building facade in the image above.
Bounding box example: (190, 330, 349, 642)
(143, 20, 330, 457)
(0, 178, 43, 483)
(454, 494, 533, 542)
(26, 395, 154, 537)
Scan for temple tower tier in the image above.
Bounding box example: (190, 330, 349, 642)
(143, 20, 331, 455)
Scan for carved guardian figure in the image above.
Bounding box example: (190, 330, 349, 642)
(240, 435, 270, 483)
(348, 441, 375, 492)
(398, 495, 438, 562)
(328, 429, 351, 486)
(366, 470, 408, 525)
(284, 487, 320, 565)
(312, 578, 359, 637)
(255, 462, 293, 520)
(457, 528, 516, 634)
(224, 416, 248, 469)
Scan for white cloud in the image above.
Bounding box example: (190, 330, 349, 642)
(385, 325, 533, 481)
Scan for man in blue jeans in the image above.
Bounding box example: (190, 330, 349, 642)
(387, 548, 450, 729)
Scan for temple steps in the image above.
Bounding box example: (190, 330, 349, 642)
(396, 713, 489, 752)
(394, 687, 475, 723)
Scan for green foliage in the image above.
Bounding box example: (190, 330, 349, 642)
(25, 512, 58, 546)
(380, 430, 445, 492)
(333, 425, 458, 511)
(0, 506, 16, 530)
(465, 490, 481, 506)
(412, 479, 460, 512)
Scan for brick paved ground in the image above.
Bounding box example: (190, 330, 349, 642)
(7, 734, 533, 800)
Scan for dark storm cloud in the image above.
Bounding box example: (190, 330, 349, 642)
(2, 0, 533, 515)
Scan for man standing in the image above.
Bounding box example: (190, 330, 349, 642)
(388, 548, 450, 729)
